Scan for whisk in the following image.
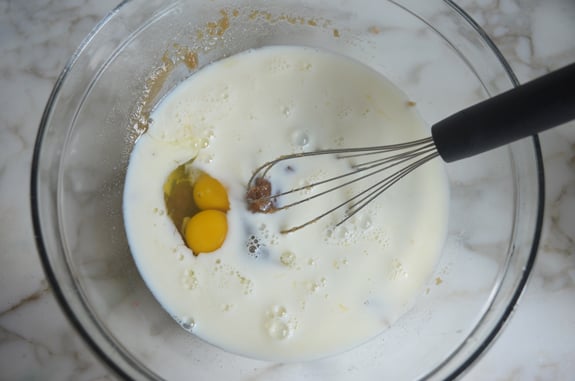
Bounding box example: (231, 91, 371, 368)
(247, 63, 575, 234)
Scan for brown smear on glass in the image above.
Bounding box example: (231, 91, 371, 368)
(130, 45, 199, 138)
(206, 10, 232, 36)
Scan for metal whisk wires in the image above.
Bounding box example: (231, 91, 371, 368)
(247, 136, 438, 234)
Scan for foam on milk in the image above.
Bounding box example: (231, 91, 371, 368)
(123, 45, 449, 361)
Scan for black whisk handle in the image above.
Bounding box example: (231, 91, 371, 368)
(431, 62, 575, 163)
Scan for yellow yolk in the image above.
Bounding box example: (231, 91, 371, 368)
(184, 210, 228, 254)
(164, 167, 230, 253)
(193, 173, 230, 211)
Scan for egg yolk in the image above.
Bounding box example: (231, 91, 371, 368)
(185, 210, 228, 254)
(193, 173, 230, 211)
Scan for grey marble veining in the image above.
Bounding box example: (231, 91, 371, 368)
(0, 0, 574, 380)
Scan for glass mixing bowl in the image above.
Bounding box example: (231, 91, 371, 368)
(31, 0, 543, 379)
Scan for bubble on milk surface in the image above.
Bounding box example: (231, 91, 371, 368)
(245, 234, 270, 260)
(267, 320, 290, 340)
(181, 268, 199, 290)
(245, 223, 280, 259)
(269, 57, 292, 72)
(280, 251, 296, 267)
(264, 305, 296, 341)
(291, 129, 309, 148)
(323, 211, 381, 247)
(178, 316, 196, 332)
(281, 103, 295, 118)
(221, 303, 233, 312)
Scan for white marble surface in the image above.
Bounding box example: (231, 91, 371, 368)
(1, 0, 574, 380)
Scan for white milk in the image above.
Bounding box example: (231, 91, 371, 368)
(123, 46, 449, 361)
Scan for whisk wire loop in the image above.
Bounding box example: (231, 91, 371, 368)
(246, 136, 438, 233)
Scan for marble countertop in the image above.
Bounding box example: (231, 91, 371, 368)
(1, 0, 574, 380)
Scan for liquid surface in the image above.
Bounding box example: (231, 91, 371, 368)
(123, 46, 449, 361)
